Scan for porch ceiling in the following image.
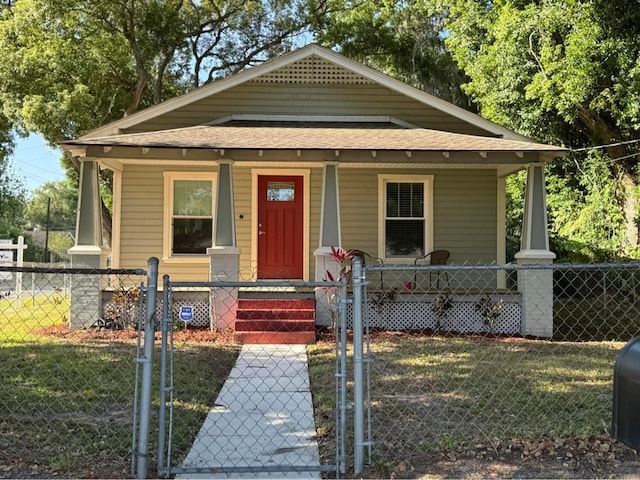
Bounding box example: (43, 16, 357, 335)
(63, 125, 567, 155)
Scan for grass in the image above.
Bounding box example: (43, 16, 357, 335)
(4, 292, 632, 477)
(0, 294, 70, 342)
(308, 333, 623, 476)
(0, 296, 239, 478)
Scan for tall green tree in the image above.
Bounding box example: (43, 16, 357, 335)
(0, 158, 27, 238)
(314, 0, 471, 106)
(437, 0, 640, 259)
(25, 179, 78, 231)
(0, 0, 336, 242)
(0, 0, 331, 143)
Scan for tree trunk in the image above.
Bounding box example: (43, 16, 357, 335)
(102, 199, 112, 248)
(621, 173, 639, 251)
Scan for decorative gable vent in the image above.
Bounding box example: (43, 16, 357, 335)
(251, 55, 376, 85)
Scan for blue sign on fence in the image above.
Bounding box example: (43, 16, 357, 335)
(179, 306, 193, 322)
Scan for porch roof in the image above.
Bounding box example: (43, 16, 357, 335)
(63, 124, 566, 155)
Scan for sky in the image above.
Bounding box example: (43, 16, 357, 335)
(9, 133, 66, 194)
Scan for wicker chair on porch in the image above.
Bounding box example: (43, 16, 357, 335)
(414, 249, 450, 290)
(350, 249, 384, 290)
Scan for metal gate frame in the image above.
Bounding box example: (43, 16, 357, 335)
(132, 258, 159, 479)
(151, 277, 349, 478)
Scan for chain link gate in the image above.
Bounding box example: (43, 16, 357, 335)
(154, 277, 348, 478)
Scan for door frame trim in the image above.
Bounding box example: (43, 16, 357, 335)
(251, 168, 311, 280)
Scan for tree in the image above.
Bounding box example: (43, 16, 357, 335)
(0, 0, 336, 242)
(46, 231, 74, 262)
(314, 0, 471, 106)
(0, 0, 337, 143)
(24, 179, 78, 231)
(0, 158, 26, 238)
(434, 0, 640, 259)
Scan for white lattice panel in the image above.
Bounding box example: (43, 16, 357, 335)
(253, 55, 375, 85)
(170, 291, 210, 328)
(350, 294, 521, 336)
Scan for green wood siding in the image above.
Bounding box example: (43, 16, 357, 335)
(339, 168, 497, 263)
(118, 164, 497, 281)
(124, 83, 490, 137)
(119, 164, 215, 281)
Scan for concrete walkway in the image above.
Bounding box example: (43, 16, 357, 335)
(178, 344, 321, 479)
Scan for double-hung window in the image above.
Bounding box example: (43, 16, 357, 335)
(164, 172, 217, 258)
(378, 174, 433, 260)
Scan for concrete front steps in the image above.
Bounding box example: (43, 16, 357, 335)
(234, 298, 316, 344)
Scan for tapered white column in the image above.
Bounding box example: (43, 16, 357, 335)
(208, 161, 239, 331)
(68, 157, 109, 329)
(515, 160, 555, 338)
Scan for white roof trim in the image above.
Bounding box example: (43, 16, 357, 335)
(81, 44, 531, 142)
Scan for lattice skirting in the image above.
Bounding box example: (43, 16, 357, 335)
(347, 293, 522, 335)
(101, 290, 212, 328)
(169, 291, 211, 328)
(101, 291, 521, 333)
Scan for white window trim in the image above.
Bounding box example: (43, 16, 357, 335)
(163, 171, 217, 262)
(377, 174, 434, 263)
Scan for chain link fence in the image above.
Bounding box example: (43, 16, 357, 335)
(357, 262, 640, 475)
(0, 265, 146, 479)
(4, 260, 640, 478)
(156, 279, 346, 477)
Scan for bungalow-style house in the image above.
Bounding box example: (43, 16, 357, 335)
(62, 44, 565, 340)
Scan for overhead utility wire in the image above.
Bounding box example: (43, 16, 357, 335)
(571, 138, 640, 153)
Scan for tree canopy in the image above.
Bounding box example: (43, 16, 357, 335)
(0, 0, 330, 147)
(318, 0, 640, 260)
(314, 0, 471, 106)
(438, 0, 640, 259)
(24, 179, 78, 231)
(0, 0, 335, 242)
(0, 158, 27, 239)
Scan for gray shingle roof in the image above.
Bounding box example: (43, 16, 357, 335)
(65, 125, 566, 153)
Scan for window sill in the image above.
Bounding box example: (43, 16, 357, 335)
(162, 255, 210, 264)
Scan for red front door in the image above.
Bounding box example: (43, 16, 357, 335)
(257, 175, 304, 279)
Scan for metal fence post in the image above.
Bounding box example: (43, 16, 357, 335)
(352, 257, 365, 474)
(157, 275, 170, 475)
(338, 275, 349, 475)
(137, 257, 159, 479)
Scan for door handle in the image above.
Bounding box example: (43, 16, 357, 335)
(258, 230, 266, 235)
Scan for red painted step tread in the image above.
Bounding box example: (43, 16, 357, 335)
(234, 331, 316, 344)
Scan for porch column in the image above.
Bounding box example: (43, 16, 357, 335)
(68, 157, 109, 329)
(314, 163, 342, 326)
(207, 161, 239, 331)
(515, 160, 555, 338)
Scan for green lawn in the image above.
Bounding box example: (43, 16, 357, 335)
(3, 294, 631, 478)
(308, 333, 623, 477)
(0, 296, 239, 478)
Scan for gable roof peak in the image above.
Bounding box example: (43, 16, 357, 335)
(81, 43, 531, 142)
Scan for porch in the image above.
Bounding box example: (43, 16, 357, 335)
(91, 260, 640, 343)
(152, 262, 527, 341)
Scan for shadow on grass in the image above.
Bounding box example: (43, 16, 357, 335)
(308, 333, 627, 478)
